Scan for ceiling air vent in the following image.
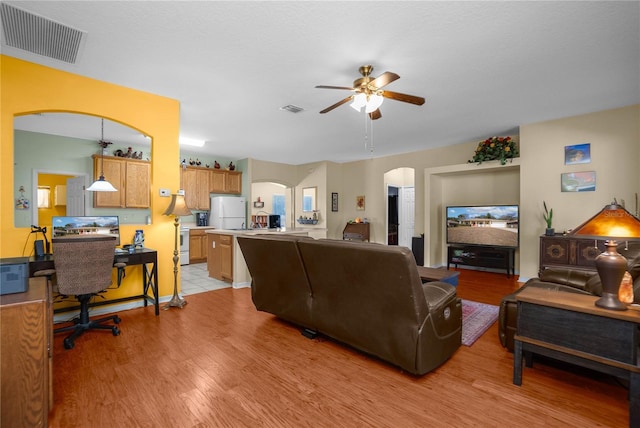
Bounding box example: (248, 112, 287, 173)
(280, 105, 305, 113)
(0, 3, 86, 64)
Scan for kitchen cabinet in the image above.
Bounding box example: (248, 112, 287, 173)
(181, 167, 210, 210)
(92, 155, 150, 208)
(189, 228, 213, 264)
(181, 166, 242, 209)
(208, 233, 233, 282)
(209, 169, 241, 194)
(1, 277, 52, 427)
(225, 171, 242, 194)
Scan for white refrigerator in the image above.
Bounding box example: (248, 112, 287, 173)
(210, 196, 246, 229)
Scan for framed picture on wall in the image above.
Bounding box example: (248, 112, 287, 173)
(564, 143, 591, 165)
(356, 195, 365, 211)
(331, 192, 338, 212)
(561, 171, 596, 192)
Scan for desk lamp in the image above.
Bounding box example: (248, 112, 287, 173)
(162, 193, 192, 309)
(571, 203, 640, 311)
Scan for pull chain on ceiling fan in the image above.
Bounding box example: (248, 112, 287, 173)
(316, 65, 425, 120)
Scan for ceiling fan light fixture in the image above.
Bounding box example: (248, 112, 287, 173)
(350, 93, 367, 111)
(365, 94, 384, 113)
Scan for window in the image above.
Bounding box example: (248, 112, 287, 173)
(37, 186, 50, 208)
(272, 194, 286, 227)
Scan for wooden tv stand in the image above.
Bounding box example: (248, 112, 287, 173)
(447, 245, 515, 276)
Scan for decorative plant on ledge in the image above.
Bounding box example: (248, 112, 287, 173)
(468, 136, 519, 165)
(543, 201, 554, 235)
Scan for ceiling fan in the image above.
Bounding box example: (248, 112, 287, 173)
(316, 65, 425, 120)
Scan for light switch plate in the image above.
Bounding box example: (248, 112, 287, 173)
(159, 188, 170, 197)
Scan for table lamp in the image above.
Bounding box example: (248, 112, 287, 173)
(162, 193, 192, 309)
(571, 202, 640, 311)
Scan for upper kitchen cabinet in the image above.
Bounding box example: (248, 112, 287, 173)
(181, 167, 210, 211)
(92, 155, 150, 208)
(209, 168, 242, 194)
(224, 171, 242, 194)
(180, 166, 242, 207)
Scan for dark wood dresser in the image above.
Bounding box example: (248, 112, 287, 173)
(539, 234, 640, 275)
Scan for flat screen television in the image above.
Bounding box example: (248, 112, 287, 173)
(52, 216, 120, 246)
(446, 205, 519, 248)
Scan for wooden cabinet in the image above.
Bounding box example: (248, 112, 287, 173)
(209, 170, 226, 193)
(207, 233, 233, 282)
(539, 235, 640, 275)
(448, 245, 515, 276)
(181, 167, 211, 210)
(225, 171, 242, 194)
(181, 166, 242, 203)
(1, 277, 52, 427)
(92, 155, 150, 208)
(343, 222, 370, 241)
(189, 229, 213, 264)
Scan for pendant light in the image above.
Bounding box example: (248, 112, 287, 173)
(87, 118, 117, 192)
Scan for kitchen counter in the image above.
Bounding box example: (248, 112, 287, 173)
(179, 224, 215, 230)
(204, 228, 310, 236)
(205, 229, 310, 287)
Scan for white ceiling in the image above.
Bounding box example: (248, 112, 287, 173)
(4, 1, 640, 165)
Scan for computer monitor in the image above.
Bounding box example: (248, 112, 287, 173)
(52, 216, 120, 246)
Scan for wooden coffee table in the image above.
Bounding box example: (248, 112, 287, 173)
(416, 266, 460, 286)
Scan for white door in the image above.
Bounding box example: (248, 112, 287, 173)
(398, 186, 415, 249)
(66, 176, 85, 216)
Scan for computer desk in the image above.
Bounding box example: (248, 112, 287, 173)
(29, 248, 159, 316)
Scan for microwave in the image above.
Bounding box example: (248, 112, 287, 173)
(268, 214, 281, 229)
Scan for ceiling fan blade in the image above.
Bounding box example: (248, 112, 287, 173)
(315, 85, 356, 91)
(319, 96, 354, 114)
(382, 90, 425, 105)
(369, 72, 400, 89)
(369, 109, 382, 120)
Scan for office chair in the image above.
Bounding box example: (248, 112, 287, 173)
(52, 235, 122, 350)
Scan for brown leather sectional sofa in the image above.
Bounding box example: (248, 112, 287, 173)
(499, 247, 640, 352)
(237, 234, 462, 375)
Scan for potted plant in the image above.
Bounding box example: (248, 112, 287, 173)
(543, 201, 554, 236)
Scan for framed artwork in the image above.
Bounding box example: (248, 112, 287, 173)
(356, 195, 365, 211)
(331, 192, 339, 212)
(561, 171, 596, 192)
(564, 143, 591, 165)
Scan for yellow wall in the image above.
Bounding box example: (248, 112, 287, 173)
(1, 55, 182, 301)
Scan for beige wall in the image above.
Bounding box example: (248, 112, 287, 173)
(519, 105, 640, 279)
(247, 104, 638, 280)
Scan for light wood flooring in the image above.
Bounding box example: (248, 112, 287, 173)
(48, 269, 628, 427)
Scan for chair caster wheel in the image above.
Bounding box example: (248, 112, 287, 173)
(114, 316, 121, 324)
(63, 338, 75, 350)
(112, 326, 120, 336)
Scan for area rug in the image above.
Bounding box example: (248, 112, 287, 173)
(461, 299, 499, 346)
